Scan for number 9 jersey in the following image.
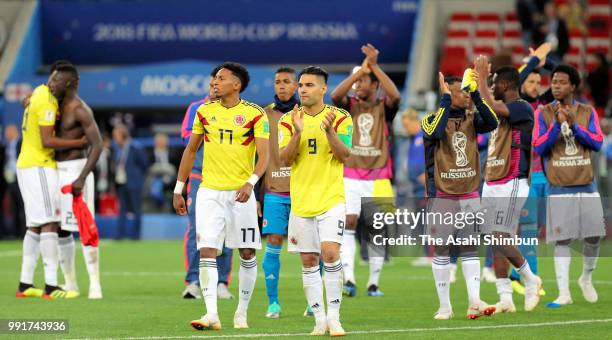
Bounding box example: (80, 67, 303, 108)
(278, 105, 353, 217)
(192, 99, 269, 190)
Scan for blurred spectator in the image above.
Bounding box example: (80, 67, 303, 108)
(148, 133, 177, 210)
(95, 133, 118, 215)
(533, 1, 569, 60)
(586, 53, 610, 117)
(597, 118, 612, 197)
(96, 133, 113, 194)
(113, 124, 149, 240)
(516, 0, 539, 47)
(402, 109, 426, 199)
(558, 0, 587, 34)
(491, 51, 514, 73)
(0, 124, 25, 238)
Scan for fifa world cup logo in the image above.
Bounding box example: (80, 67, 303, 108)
(452, 131, 469, 167)
(357, 113, 374, 146)
(561, 122, 578, 156)
(488, 128, 498, 156)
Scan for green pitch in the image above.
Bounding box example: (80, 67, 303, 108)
(0, 240, 611, 339)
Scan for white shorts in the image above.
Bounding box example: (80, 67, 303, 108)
(345, 177, 394, 216)
(288, 203, 346, 253)
(195, 187, 261, 251)
(16, 166, 61, 227)
(546, 192, 605, 242)
(426, 197, 483, 240)
(482, 178, 530, 236)
(58, 159, 95, 232)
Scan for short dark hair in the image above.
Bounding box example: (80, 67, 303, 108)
(276, 66, 296, 77)
(209, 65, 221, 78)
(552, 64, 581, 87)
(218, 62, 250, 92)
(530, 69, 541, 76)
(493, 66, 520, 89)
(50, 60, 73, 74)
(444, 76, 462, 86)
(299, 66, 329, 84)
(55, 64, 79, 83)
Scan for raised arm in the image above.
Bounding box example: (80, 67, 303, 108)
(331, 67, 365, 108)
(470, 69, 498, 133)
(421, 72, 451, 140)
(363, 43, 401, 107)
(474, 55, 510, 118)
(71, 105, 103, 195)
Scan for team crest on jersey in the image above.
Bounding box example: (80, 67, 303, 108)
(234, 115, 246, 126)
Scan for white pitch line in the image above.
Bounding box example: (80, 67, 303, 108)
(64, 318, 612, 340)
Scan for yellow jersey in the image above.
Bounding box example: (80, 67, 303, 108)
(278, 105, 353, 217)
(192, 99, 269, 190)
(16, 85, 59, 169)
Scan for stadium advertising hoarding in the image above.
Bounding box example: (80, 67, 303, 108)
(3, 61, 346, 127)
(40, 0, 419, 65)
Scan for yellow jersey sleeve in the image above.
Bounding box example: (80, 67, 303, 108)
(31, 87, 58, 127)
(278, 114, 293, 149)
(254, 111, 270, 139)
(333, 108, 353, 148)
(192, 105, 205, 135)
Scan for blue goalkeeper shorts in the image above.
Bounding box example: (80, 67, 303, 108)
(262, 193, 291, 236)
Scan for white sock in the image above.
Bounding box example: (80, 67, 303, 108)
(237, 257, 257, 313)
(432, 256, 451, 310)
(40, 232, 59, 287)
(461, 255, 480, 305)
(582, 241, 600, 282)
(324, 260, 343, 321)
(303, 266, 325, 323)
(496, 278, 513, 304)
(82, 246, 101, 289)
(58, 234, 78, 291)
(199, 258, 218, 316)
(516, 259, 537, 284)
(554, 244, 571, 297)
(20, 230, 41, 285)
(367, 242, 384, 287)
(341, 229, 356, 284)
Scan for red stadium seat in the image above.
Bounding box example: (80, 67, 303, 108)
(501, 29, 522, 48)
(587, 0, 612, 16)
(440, 46, 468, 76)
(449, 13, 474, 32)
(476, 13, 501, 32)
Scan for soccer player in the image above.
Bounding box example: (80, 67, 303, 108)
(279, 66, 353, 336)
(330, 43, 400, 297)
(173, 62, 269, 330)
(421, 69, 498, 320)
(50, 63, 104, 299)
(16, 62, 86, 299)
(180, 67, 234, 300)
(261, 67, 300, 318)
(533, 64, 605, 306)
(476, 55, 542, 313)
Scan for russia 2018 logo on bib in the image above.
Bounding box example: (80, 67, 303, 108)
(234, 115, 245, 126)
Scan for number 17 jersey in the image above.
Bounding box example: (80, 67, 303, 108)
(192, 99, 269, 190)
